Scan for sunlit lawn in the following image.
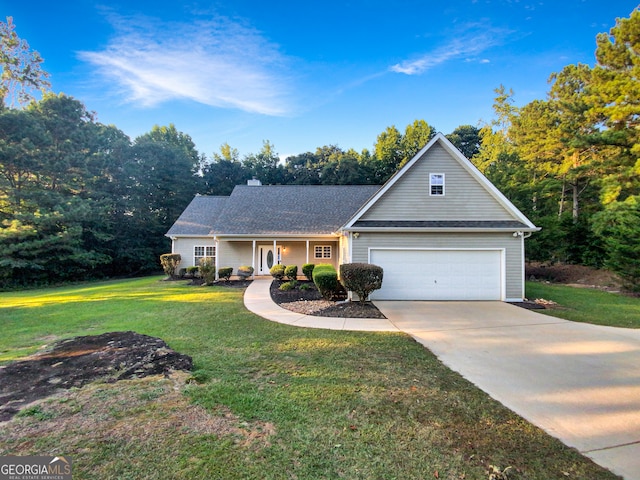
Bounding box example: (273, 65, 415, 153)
(0, 277, 620, 479)
(526, 281, 640, 328)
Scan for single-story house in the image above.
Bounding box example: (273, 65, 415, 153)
(166, 133, 539, 301)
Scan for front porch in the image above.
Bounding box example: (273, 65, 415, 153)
(216, 237, 345, 278)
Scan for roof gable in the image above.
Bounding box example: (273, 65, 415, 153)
(344, 133, 537, 230)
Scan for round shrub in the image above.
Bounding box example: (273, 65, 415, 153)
(302, 263, 315, 281)
(160, 253, 181, 278)
(199, 257, 216, 285)
(218, 267, 233, 281)
(284, 264, 298, 281)
(312, 263, 339, 299)
(270, 264, 285, 280)
(237, 265, 254, 279)
(279, 280, 298, 291)
(339, 263, 383, 303)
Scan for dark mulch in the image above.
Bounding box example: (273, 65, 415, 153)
(270, 280, 386, 319)
(0, 331, 193, 422)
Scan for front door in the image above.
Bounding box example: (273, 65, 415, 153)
(258, 245, 280, 275)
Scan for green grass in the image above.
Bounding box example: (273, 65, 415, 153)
(0, 277, 620, 479)
(526, 281, 640, 328)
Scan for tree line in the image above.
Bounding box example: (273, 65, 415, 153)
(1, 9, 639, 288)
(476, 8, 640, 287)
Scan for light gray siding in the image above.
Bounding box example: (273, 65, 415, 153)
(172, 237, 215, 269)
(351, 232, 524, 300)
(361, 144, 517, 222)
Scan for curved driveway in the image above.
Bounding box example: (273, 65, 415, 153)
(244, 279, 640, 479)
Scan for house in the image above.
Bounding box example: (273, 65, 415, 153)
(166, 133, 539, 301)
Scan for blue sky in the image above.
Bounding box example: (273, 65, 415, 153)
(3, 1, 638, 159)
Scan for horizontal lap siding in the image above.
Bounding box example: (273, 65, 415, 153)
(361, 144, 515, 221)
(352, 232, 523, 300)
(172, 237, 215, 269)
(218, 242, 253, 271)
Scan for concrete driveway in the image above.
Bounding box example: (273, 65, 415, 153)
(373, 301, 640, 480)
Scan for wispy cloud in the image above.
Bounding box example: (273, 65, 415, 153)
(390, 23, 511, 75)
(78, 12, 294, 115)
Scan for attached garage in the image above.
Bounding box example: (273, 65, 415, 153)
(369, 248, 504, 301)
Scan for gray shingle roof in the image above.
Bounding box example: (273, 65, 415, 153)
(213, 185, 380, 235)
(166, 195, 228, 236)
(166, 186, 381, 237)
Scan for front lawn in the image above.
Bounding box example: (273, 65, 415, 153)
(0, 277, 619, 479)
(526, 281, 640, 328)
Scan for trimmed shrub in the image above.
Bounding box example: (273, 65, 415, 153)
(199, 257, 216, 285)
(186, 266, 199, 277)
(178, 268, 187, 278)
(218, 267, 233, 281)
(270, 264, 285, 280)
(302, 263, 315, 281)
(284, 265, 298, 281)
(340, 263, 383, 303)
(237, 265, 254, 280)
(279, 280, 298, 291)
(160, 253, 181, 278)
(312, 263, 339, 299)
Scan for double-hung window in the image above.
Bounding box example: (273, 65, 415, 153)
(194, 245, 215, 266)
(430, 173, 445, 196)
(314, 245, 332, 259)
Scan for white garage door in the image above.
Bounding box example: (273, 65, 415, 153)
(369, 249, 503, 300)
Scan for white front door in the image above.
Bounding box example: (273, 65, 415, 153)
(258, 245, 280, 275)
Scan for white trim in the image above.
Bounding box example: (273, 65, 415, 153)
(193, 245, 215, 266)
(521, 234, 525, 301)
(343, 133, 538, 230)
(368, 247, 506, 301)
(429, 172, 445, 196)
(314, 245, 332, 259)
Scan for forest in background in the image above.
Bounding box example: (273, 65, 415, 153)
(1, 9, 639, 289)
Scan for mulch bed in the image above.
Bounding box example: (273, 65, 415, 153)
(269, 280, 386, 319)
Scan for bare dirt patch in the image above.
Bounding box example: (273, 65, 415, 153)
(0, 331, 193, 421)
(270, 280, 386, 319)
(526, 262, 625, 292)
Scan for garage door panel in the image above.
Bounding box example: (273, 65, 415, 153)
(370, 249, 502, 301)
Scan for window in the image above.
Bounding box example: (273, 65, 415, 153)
(314, 245, 332, 259)
(430, 173, 445, 196)
(194, 245, 215, 266)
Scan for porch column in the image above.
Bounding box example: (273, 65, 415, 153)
(273, 239, 278, 264)
(251, 240, 256, 278)
(214, 236, 219, 280)
(306, 240, 309, 264)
